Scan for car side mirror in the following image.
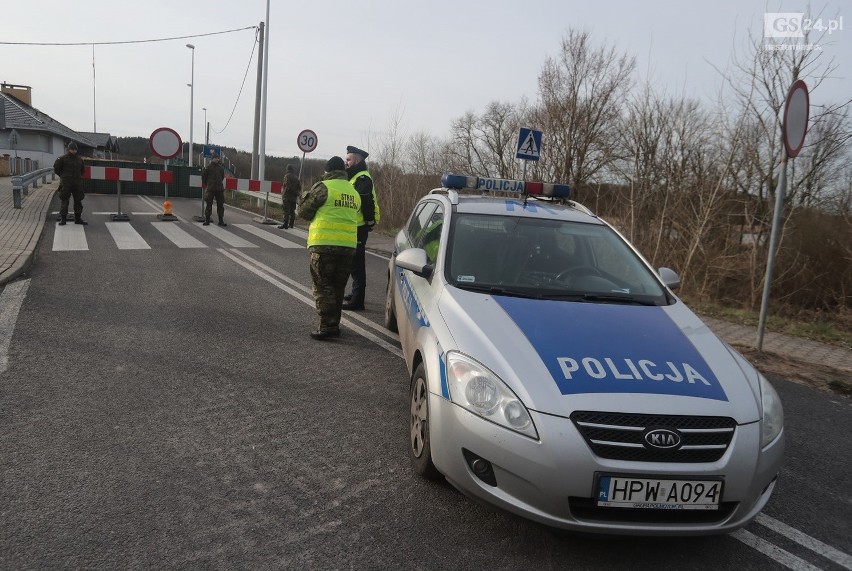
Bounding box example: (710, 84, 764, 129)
(658, 267, 681, 291)
(396, 248, 433, 279)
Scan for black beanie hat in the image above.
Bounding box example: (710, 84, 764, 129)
(325, 156, 345, 172)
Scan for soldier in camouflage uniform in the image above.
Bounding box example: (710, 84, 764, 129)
(297, 156, 360, 340)
(201, 151, 227, 226)
(53, 142, 87, 225)
(278, 164, 301, 229)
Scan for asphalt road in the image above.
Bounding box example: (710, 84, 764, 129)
(0, 195, 850, 570)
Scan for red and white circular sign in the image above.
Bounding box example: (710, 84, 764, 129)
(297, 129, 318, 153)
(782, 80, 809, 158)
(149, 127, 182, 159)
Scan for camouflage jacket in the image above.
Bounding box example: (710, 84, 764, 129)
(53, 152, 85, 182)
(282, 171, 301, 202)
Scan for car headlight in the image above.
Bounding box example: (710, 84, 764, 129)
(446, 352, 538, 439)
(759, 373, 784, 448)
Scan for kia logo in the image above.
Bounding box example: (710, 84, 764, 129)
(644, 428, 682, 449)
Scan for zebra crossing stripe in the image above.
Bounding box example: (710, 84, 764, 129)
(105, 222, 151, 250)
(151, 222, 207, 248)
(195, 223, 258, 248)
(233, 224, 302, 249)
(53, 223, 88, 251)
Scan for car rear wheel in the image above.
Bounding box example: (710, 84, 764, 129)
(384, 271, 398, 332)
(410, 363, 441, 480)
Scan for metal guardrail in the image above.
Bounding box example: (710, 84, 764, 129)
(11, 167, 56, 209)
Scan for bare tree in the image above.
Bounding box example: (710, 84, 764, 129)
(532, 29, 635, 187)
(442, 100, 527, 178)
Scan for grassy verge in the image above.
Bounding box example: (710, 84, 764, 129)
(681, 296, 852, 350)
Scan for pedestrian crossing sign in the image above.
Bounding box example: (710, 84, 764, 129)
(516, 128, 542, 161)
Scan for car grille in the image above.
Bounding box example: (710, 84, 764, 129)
(570, 411, 736, 463)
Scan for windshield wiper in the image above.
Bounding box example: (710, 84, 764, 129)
(538, 292, 658, 305)
(455, 283, 542, 299)
(580, 293, 659, 306)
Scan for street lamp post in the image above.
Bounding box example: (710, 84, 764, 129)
(202, 107, 208, 145)
(186, 43, 195, 168)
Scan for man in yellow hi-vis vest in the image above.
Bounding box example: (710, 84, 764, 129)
(297, 156, 361, 340)
(342, 145, 379, 311)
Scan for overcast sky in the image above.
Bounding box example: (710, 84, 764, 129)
(2, 0, 849, 166)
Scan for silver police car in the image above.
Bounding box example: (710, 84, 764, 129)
(384, 174, 784, 536)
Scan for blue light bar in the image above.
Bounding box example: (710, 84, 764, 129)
(441, 173, 570, 198)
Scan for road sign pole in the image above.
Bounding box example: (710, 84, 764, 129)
(255, 187, 277, 225)
(111, 180, 130, 221)
(756, 80, 809, 351)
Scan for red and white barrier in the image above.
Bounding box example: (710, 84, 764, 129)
(189, 175, 282, 194)
(85, 166, 174, 184)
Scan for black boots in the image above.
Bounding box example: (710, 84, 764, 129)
(277, 223, 287, 229)
(59, 214, 86, 225)
(203, 217, 210, 226)
(310, 329, 340, 340)
(218, 219, 227, 227)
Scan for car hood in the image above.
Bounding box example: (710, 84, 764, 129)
(438, 289, 762, 422)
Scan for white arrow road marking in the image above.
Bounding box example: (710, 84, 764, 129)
(0, 279, 30, 373)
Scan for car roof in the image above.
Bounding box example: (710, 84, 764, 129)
(425, 188, 606, 225)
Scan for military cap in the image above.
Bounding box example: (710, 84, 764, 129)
(325, 156, 346, 172)
(346, 145, 369, 159)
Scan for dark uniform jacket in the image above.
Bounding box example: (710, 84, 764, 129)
(345, 159, 375, 226)
(201, 160, 226, 192)
(53, 152, 85, 185)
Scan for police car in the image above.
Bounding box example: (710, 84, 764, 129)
(383, 174, 784, 536)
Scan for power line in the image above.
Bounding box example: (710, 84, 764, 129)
(0, 25, 256, 46)
(210, 28, 259, 136)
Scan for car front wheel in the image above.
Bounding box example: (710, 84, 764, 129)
(410, 363, 441, 480)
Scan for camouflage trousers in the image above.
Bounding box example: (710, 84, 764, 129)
(281, 198, 297, 227)
(204, 188, 225, 221)
(309, 248, 356, 332)
(58, 181, 85, 217)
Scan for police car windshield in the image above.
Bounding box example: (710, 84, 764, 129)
(446, 213, 669, 304)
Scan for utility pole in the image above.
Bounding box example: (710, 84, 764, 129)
(259, 0, 271, 179)
(251, 22, 264, 179)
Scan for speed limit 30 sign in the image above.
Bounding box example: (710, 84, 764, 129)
(297, 129, 318, 153)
